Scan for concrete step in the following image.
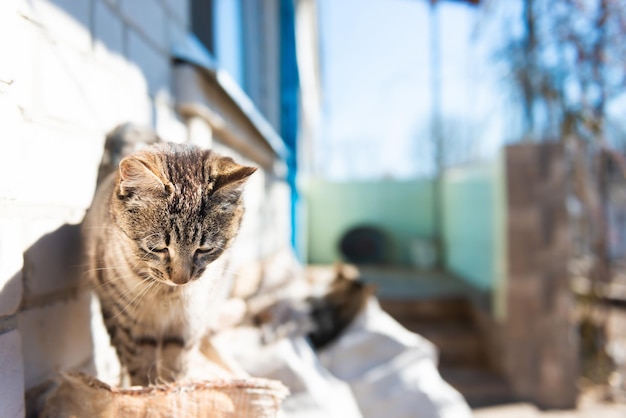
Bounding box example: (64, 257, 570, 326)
(407, 321, 486, 368)
(379, 297, 472, 323)
(380, 297, 487, 368)
(440, 367, 517, 408)
(380, 296, 514, 407)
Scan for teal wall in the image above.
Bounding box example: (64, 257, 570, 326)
(304, 179, 435, 265)
(441, 161, 505, 292)
(305, 159, 506, 301)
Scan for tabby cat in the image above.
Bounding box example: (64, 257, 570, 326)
(81, 137, 256, 386)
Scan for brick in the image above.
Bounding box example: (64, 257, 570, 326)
(18, 291, 94, 390)
(94, 0, 125, 57)
(5, 16, 38, 110)
(29, 0, 92, 53)
(17, 123, 103, 208)
(99, 56, 153, 125)
(168, 18, 187, 49)
(163, 0, 189, 29)
(36, 42, 101, 126)
(80, 57, 125, 129)
(22, 222, 82, 300)
(265, 182, 291, 256)
(0, 92, 22, 202)
(0, 0, 18, 20)
(0, 217, 24, 317)
(82, 53, 148, 129)
(114, 88, 153, 127)
(0, 329, 26, 418)
(90, 293, 122, 385)
(154, 94, 187, 143)
(49, 0, 91, 27)
(120, 0, 167, 51)
(127, 29, 171, 95)
(80, 49, 153, 128)
(0, 0, 20, 82)
(21, 208, 84, 251)
(187, 116, 213, 147)
(86, 53, 152, 126)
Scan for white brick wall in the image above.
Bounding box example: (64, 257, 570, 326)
(0, 0, 193, 414)
(0, 1, 291, 416)
(22, 223, 83, 300)
(128, 30, 171, 95)
(16, 124, 103, 208)
(161, 0, 189, 29)
(0, 330, 26, 418)
(0, 218, 23, 317)
(155, 92, 188, 143)
(37, 45, 100, 127)
(120, 0, 168, 51)
(94, 0, 125, 56)
(26, 0, 93, 53)
(18, 292, 94, 391)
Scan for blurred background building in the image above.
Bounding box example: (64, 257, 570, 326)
(1, 0, 626, 416)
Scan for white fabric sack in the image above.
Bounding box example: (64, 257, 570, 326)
(318, 297, 473, 418)
(213, 329, 363, 418)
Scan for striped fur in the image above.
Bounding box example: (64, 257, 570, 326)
(81, 142, 255, 386)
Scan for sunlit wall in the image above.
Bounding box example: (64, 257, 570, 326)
(441, 158, 506, 296)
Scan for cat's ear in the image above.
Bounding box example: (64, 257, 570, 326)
(118, 155, 167, 197)
(210, 156, 257, 194)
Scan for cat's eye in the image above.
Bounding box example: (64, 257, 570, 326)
(195, 247, 217, 257)
(152, 246, 169, 254)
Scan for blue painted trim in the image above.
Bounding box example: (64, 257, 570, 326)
(172, 33, 289, 161)
(280, 0, 301, 257)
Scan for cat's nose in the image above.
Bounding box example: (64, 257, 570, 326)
(171, 275, 190, 285)
(170, 263, 193, 285)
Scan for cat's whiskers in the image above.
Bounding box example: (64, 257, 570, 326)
(134, 279, 159, 308)
(140, 248, 163, 262)
(91, 274, 139, 291)
(111, 278, 157, 319)
(83, 259, 147, 281)
(118, 274, 156, 301)
(81, 266, 146, 291)
(140, 233, 165, 251)
(207, 241, 226, 249)
(140, 232, 162, 241)
(81, 265, 134, 275)
(114, 281, 148, 305)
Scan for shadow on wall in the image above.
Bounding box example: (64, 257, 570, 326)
(44, 0, 177, 84)
(6, 0, 188, 411)
(16, 223, 96, 417)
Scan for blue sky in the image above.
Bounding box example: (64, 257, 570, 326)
(208, 0, 517, 180)
(316, 0, 511, 180)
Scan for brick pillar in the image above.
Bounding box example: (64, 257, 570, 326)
(504, 142, 579, 409)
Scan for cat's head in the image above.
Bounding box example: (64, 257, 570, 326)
(111, 143, 256, 286)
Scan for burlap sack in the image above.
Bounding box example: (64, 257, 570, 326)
(41, 372, 289, 418)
